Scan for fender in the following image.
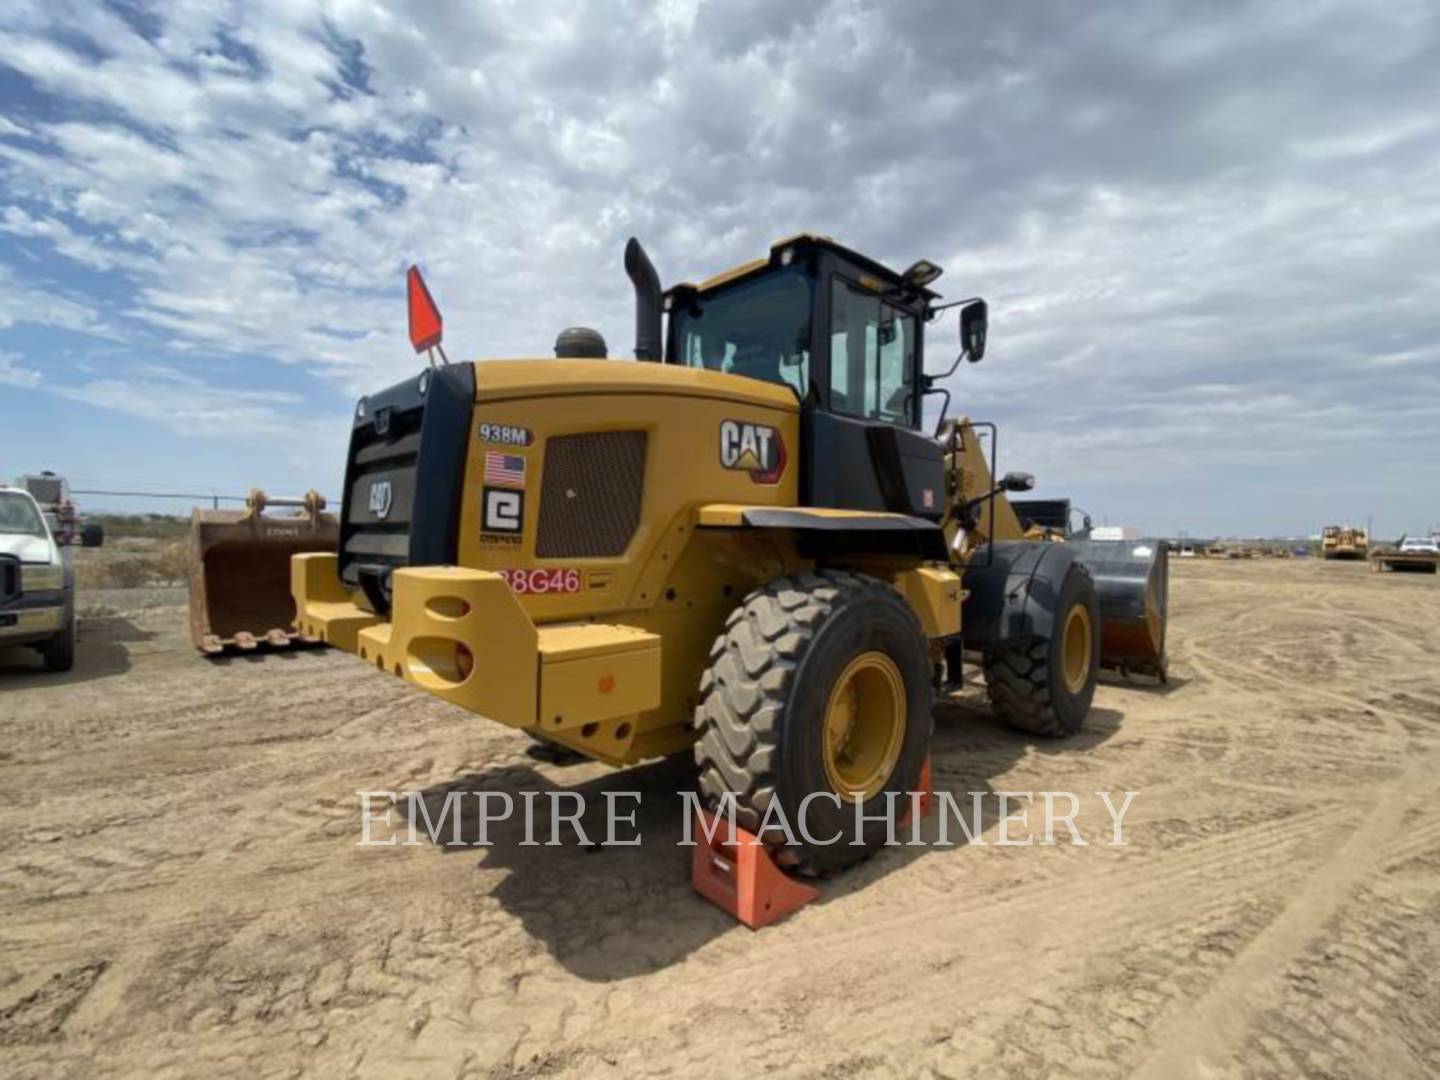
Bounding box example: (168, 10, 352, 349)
(694, 504, 948, 561)
(960, 540, 1079, 649)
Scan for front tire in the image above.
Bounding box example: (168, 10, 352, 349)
(693, 570, 933, 876)
(41, 608, 76, 673)
(983, 562, 1099, 737)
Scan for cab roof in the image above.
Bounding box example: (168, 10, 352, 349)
(668, 233, 941, 301)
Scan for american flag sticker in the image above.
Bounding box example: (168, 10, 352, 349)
(484, 451, 527, 487)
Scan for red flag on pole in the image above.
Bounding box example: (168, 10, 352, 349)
(407, 265, 443, 353)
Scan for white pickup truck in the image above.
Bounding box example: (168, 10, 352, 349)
(0, 484, 78, 671)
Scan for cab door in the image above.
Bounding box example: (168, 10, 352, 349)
(803, 273, 945, 519)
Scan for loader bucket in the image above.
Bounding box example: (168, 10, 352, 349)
(1069, 539, 1169, 681)
(188, 489, 338, 655)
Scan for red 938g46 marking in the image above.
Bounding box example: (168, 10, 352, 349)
(499, 568, 582, 595)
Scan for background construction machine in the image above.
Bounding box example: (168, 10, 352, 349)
(1321, 524, 1369, 560)
(1371, 534, 1440, 574)
(16, 471, 104, 549)
(293, 234, 1167, 874)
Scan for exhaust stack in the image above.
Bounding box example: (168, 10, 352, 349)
(624, 237, 663, 361)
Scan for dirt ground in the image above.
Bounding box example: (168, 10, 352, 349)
(2, 558, 1438, 1079)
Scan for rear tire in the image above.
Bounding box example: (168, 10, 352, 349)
(694, 570, 933, 876)
(983, 562, 1099, 737)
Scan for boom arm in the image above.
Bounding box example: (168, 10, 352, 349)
(938, 419, 1026, 558)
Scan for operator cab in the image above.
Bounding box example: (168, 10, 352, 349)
(659, 235, 972, 521)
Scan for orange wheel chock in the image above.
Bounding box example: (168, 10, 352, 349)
(897, 756, 934, 831)
(690, 808, 819, 930)
(690, 757, 933, 929)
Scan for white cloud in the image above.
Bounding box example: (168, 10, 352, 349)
(0, 0, 1437, 532)
(0, 264, 109, 337)
(0, 349, 41, 387)
(51, 375, 296, 429)
(44, 368, 341, 472)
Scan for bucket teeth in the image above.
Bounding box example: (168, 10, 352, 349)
(265, 629, 291, 647)
(235, 631, 258, 650)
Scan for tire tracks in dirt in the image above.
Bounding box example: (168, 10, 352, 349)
(1131, 746, 1439, 1078)
(1125, 567, 1439, 1077)
(6, 563, 1440, 1077)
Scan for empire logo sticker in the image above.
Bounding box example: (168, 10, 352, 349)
(482, 486, 525, 536)
(719, 420, 785, 483)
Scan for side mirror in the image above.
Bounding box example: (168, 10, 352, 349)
(999, 471, 1034, 493)
(922, 296, 989, 436)
(81, 523, 104, 548)
(960, 300, 987, 362)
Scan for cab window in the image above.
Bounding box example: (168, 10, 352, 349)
(672, 264, 812, 398)
(829, 278, 916, 425)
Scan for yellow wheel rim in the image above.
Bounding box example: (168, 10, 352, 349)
(1062, 604, 1093, 694)
(822, 651, 907, 800)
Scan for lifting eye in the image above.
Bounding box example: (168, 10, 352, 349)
(426, 596, 470, 620)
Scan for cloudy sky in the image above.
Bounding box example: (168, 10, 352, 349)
(1, 0, 1437, 536)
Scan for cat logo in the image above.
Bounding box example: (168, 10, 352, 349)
(719, 420, 786, 484)
(367, 479, 393, 520)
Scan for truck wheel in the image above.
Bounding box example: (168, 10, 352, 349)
(694, 571, 933, 876)
(41, 610, 77, 673)
(982, 562, 1099, 737)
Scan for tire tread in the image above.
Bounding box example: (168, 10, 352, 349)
(693, 569, 929, 874)
(982, 562, 1096, 738)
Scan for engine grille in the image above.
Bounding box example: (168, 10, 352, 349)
(536, 432, 647, 558)
(342, 418, 422, 584)
(1, 555, 18, 606)
(338, 364, 475, 609)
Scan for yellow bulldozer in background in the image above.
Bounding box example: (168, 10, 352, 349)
(292, 234, 1167, 874)
(1321, 524, 1368, 560)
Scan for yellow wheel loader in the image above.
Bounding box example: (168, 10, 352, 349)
(293, 234, 1166, 874)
